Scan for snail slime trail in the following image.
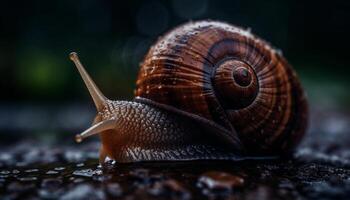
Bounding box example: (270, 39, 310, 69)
(70, 20, 308, 163)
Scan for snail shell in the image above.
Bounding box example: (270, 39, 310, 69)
(135, 20, 308, 155)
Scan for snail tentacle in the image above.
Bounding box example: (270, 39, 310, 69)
(70, 52, 107, 111)
(75, 119, 116, 143)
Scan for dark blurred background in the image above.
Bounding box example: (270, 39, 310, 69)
(0, 0, 349, 143)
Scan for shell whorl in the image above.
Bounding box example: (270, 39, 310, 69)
(135, 20, 308, 155)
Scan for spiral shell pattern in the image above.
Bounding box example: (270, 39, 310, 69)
(135, 21, 308, 155)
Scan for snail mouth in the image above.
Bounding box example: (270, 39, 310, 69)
(75, 119, 117, 143)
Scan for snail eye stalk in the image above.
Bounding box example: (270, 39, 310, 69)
(69, 52, 107, 111)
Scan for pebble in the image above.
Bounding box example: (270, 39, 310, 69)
(197, 171, 244, 195)
(0, 170, 11, 175)
(54, 167, 66, 171)
(46, 170, 59, 175)
(25, 169, 39, 173)
(76, 163, 85, 167)
(73, 178, 85, 183)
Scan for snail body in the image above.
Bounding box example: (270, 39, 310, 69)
(70, 20, 308, 163)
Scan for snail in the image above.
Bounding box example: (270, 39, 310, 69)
(70, 20, 308, 163)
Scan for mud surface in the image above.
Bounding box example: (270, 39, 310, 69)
(0, 107, 349, 199)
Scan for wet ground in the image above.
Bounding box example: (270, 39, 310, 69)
(0, 106, 349, 200)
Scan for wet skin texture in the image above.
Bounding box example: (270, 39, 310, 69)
(98, 100, 242, 163)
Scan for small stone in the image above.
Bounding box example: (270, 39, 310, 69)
(197, 171, 244, 195)
(46, 170, 59, 175)
(76, 163, 85, 167)
(0, 170, 11, 175)
(73, 178, 85, 183)
(25, 169, 39, 173)
(54, 167, 65, 171)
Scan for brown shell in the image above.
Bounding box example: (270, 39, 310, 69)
(135, 20, 308, 155)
